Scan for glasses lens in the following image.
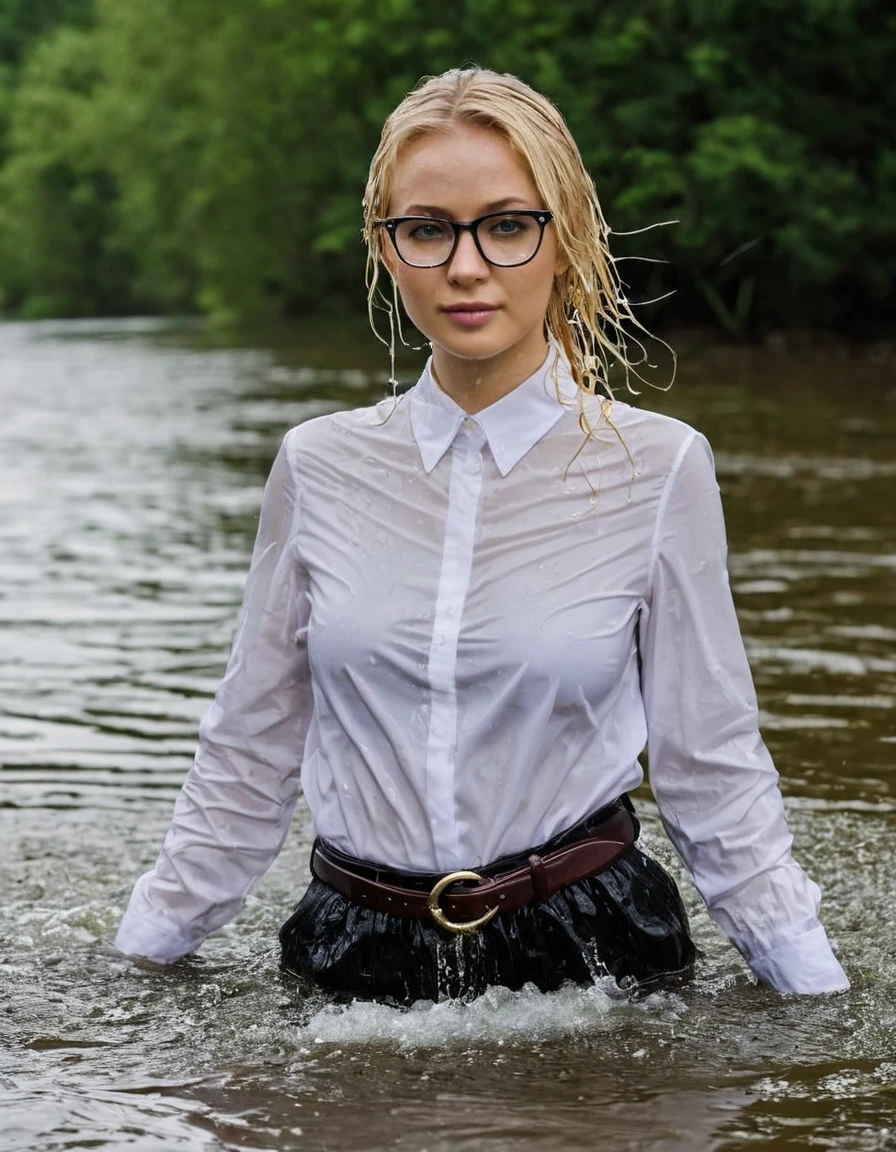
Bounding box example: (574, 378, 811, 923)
(393, 219, 455, 267)
(477, 213, 542, 266)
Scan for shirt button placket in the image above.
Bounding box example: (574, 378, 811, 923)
(423, 424, 484, 868)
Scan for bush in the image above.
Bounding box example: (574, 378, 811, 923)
(0, 0, 893, 335)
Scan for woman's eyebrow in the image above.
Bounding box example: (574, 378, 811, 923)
(401, 197, 535, 216)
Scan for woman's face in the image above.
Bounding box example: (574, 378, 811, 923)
(382, 123, 566, 376)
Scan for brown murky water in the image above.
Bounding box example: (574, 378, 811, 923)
(1, 320, 894, 1151)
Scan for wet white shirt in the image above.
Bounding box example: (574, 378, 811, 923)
(115, 347, 848, 994)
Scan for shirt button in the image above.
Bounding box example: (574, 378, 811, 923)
(462, 420, 485, 451)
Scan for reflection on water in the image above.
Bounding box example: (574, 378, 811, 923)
(0, 320, 894, 1151)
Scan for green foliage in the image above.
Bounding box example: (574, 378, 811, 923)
(0, 26, 135, 316)
(0, 0, 94, 180)
(0, 0, 93, 66)
(0, 0, 892, 334)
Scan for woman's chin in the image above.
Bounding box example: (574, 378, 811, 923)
(429, 326, 520, 364)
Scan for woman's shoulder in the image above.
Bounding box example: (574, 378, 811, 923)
(281, 396, 407, 457)
(608, 396, 704, 441)
(583, 396, 711, 475)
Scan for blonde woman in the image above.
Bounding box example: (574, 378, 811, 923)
(114, 69, 849, 1004)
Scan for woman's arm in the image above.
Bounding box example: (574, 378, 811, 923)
(114, 431, 312, 962)
(638, 431, 849, 994)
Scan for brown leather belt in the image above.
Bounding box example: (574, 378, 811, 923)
(310, 807, 635, 935)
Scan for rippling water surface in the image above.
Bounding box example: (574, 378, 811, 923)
(1, 320, 894, 1151)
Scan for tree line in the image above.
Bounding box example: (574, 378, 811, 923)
(0, 0, 893, 337)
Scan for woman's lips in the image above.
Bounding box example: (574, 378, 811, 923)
(442, 305, 498, 328)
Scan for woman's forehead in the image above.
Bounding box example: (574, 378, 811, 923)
(388, 125, 540, 215)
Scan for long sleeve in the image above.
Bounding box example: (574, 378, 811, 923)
(638, 432, 849, 994)
(114, 432, 313, 962)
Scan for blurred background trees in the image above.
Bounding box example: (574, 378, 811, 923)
(0, 0, 892, 336)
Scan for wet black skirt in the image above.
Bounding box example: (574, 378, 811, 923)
(279, 799, 696, 1005)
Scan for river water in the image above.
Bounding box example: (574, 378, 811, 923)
(1, 319, 893, 1151)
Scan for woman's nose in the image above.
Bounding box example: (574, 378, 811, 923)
(446, 228, 489, 282)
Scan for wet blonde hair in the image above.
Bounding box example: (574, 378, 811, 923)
(362, 67, 673, 403)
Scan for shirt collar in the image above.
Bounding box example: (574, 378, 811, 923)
(409, 344, 578, 477)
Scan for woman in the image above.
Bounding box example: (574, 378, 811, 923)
(114, 68, 849, 1004)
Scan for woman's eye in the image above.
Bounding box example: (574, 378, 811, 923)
(490, 216, 529, 236)
(409, 222, 447, 241)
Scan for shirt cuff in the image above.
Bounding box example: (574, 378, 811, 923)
(113, 893, 200, 964)
(748, 921, 849, 994)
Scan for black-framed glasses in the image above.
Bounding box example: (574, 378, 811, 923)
(374, 210, 554, 269)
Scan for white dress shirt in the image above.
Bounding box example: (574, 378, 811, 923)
(114, 346, 849, 994)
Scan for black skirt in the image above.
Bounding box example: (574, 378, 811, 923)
(279, 798, 696, 1006)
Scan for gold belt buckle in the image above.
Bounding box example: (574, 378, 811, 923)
(427, 870, 498, 935)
